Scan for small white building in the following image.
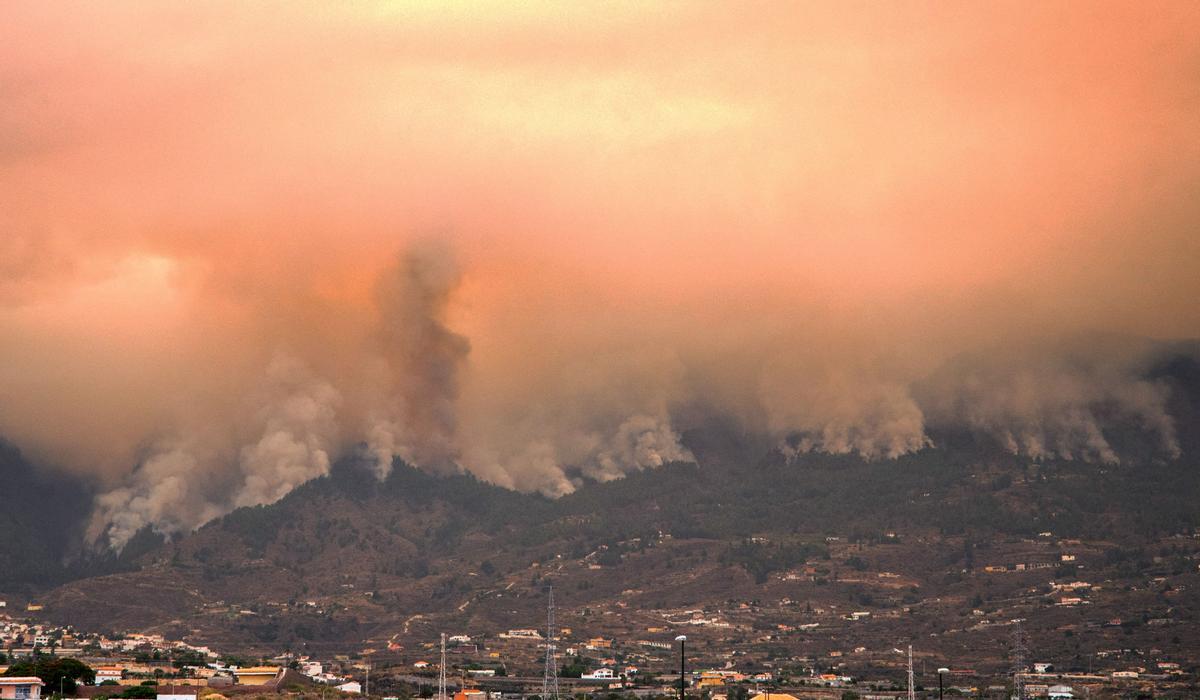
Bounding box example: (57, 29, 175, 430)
(1048, 685, 1074, 699)
(336, 681, 362, 694)
(95, 667, 125, 685)
(581, 668, 616, 680)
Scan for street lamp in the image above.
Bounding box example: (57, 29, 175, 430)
(937, 667, 949, 700)
(675, 635, 687, 700)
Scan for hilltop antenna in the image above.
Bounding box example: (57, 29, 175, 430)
(439, 633, 448, 700)
(1011, 621, 1029, 700)
(541, 584, 560, 700)
(907, 645, 915, 700)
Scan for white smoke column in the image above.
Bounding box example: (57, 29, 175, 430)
(456, 345, 696, 495)
(588, 413, 694, 482)
(918, 340, 1182, 463)
(758, 353, 931, 461)
(89, 353, 341, 550)
(462, 439, 578, 498)
(366, 239, 470, 478)
(87, 442, 227, 550)
(458, 414, 692, 498)
(233, 353, 341, 507)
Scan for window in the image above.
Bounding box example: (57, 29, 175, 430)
(15, 685, 33, 700)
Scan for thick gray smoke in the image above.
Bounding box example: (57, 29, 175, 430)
(365, 240, 471, 478)
(76, 263, 1195, 551)
(916, 339, 1182, 464)
(760, 360, 930, 461)
(90, 354, 341, 549)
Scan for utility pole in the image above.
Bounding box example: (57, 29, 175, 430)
(541, 585, 560, 700)
(365, 660, 370, 699)
(676, 635, 687, 700)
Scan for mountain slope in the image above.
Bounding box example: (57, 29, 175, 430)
(0, 441, 94, 589)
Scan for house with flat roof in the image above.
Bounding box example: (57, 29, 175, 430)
(234, 667, 281, 686)
(0, 677, 44, 700)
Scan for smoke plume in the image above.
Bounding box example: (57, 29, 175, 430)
(366, 239, 470, 478)
(1, 2, 1198, 548)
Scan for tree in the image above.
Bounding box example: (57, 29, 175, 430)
(117, 686, 157, 699)
(560, 655, 586, 678)
(4, 658, 95, 694)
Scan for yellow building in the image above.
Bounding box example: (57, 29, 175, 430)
(235, 667, 281, 686)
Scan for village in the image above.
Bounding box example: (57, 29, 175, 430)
(4, 527, 1200, 700)
(2, 577, 1195, 700)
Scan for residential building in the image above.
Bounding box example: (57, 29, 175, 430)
(234, 667, 281, 685)
(95, 666, 125, 684)
(0, 678, 43, 700)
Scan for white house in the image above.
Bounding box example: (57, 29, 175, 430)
(1048, 685, 1074, 699)
(581, 668, 616, 680)
(336, 681, 362, 694)
(95, 667, 125, 684)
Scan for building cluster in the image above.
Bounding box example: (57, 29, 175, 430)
(0, 611, 365, 697)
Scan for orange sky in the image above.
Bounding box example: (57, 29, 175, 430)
(2, 1, 1198, 545)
